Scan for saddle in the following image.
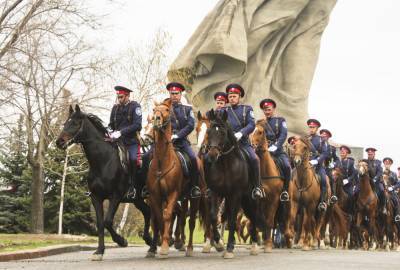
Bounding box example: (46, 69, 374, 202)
(271, 155, 285, 180)
(115, 141, 130, 174)
(174, 148, 190, 178)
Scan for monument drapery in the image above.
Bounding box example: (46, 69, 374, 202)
(168, 0, 337, 135)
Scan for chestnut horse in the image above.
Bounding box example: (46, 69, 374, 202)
(146, 98, 203, 258)
(288, 137, 329, 251)
(355, 160, 378, 250)
(249, 119, 288, 251)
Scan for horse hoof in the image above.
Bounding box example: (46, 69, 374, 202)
(302, 246, 311, 251)
(90, 254, 103, 261)
(185, 248, 194, 257)
(118, 238, 128, 247)
(385, 246, 391, 252)
(159, 246, 169, 257)
(174, 241, 184, 250)
(250, 244, 259, 255)
(223, 251, 234, 259)
(369, 242, 377, 251)
(145, 251, 156, 258)
(264, 245, 273, 253)
(202, 244, 212, 253)
(214, 240, 225, 252)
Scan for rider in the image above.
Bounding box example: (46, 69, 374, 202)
(382, 157, 400, 222)
(224, 83, 263, 199)
(307, 119, 330, 211)
(108, 85, 142, 199)
(320, 129, 339, 204)
(206, 92, 228, 118)
(166, 82, 201, 198)
(334, 145, 357, 198)
(259, 98, 291, 202)
(365, 148, 385, 212)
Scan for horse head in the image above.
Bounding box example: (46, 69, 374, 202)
(206, 109, 235, 163)
(152, 98, 172, 132)
(357, 159, 369, 176)
(56, 104, 85, 149)
(196, 111, 210, 148)
(292, 136, 311, 167)
(250, 119, 268, 152)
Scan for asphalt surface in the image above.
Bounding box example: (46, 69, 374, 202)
(1, 245, 400, 270)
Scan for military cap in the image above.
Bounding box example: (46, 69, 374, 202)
(307, 119, 321, 128)
(259, 98, 276, 109)
(166, 82, 185, 92)
(226, 83, 245, 97)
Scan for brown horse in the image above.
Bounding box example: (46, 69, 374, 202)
(355, 160, 378, 250)
(146, 98, 203, 258)
(250, 120, 287, 252)
(288, 136, 329, 251)
(378, 171, 396, 250)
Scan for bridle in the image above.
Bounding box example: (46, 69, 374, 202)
(207, 122, 236, 161)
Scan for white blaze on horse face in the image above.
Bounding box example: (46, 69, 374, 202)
(197, 122, 207, 148)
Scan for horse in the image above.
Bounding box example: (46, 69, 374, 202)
(146, 98, 205, 258)
(204, 109, 263, 259)
(354, 160, 378, 250)
(288, 136, 331, 251)
(249, 119, 288, 251)
(56, 104, 151, 261)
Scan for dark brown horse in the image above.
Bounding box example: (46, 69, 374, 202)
(355, 160, 378, 250)
(146, 98, 203, 258)
(250, 120, 287, 252)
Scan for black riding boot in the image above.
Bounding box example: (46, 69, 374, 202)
(140, 148, 152, 198)
(318, 186, 328, 212)
(126, 165, 136, 200)
(251, 159, 263, 200)
(330, 175, 338, 204)
(189, 171, 201, 199)
(280, 168, 291, 202)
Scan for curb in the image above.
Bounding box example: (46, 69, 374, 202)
(0, 244, 96, 262)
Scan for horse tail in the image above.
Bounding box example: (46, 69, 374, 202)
(331, 203, 349, 239)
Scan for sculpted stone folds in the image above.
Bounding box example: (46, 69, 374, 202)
(168, 0, 337, 135)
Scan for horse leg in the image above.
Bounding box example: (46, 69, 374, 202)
(160, 191, 179, 257)
(264, 200, 278, 252)
(90, 195, 105, 261)
(186, 197, 200, 256)
(223, 198, 239, 259)
(133, 197, 152, 246)
(174, 200, 187, 251)
(104, 197, 128, 247)
(210, 195, 224, 252)
(369, 210, 378, 250)
(241, 197, 260, 255)
(285, 200, 296, 248)
(147, 194, 163, 257)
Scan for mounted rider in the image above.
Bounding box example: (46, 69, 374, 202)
(306, 119, 331, 211)
(206, 92, 228, 118)
(108, 85, 142, 199)
(320, 129, 339, 204)
(166, 82, 201, 198)
(382, 157, 400, 222)
(259, 98, 292, 202)
(224, 83, 263, 199)
(334, 145, 357, 198)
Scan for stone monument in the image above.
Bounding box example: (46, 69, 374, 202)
(168, 0, 337, 135)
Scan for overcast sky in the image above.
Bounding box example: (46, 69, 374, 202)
(90, 0, 400, 168)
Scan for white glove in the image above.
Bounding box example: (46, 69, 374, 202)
(268, 145, 278, 152)
(309, 159, 318, 166)
(234, 132, 243, 141)
(106, 127, 113, 133)
(110, 131, 121, 139)
(342, 179, 349, 185)
(388, 186, 394, 192)
(171, 134, 179, 140)
(329, 162, 335, 169)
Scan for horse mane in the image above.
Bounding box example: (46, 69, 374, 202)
(298, 136, 313, 151)
(256, 119, 266, 126)
(86, 113, 108, 135)
(210, 113, 238, 148)
(162, 98, 172, 107)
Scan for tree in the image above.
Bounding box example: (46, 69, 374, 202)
(0, 1, 111, 233)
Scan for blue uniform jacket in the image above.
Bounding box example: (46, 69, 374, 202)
(335, 157, 357, 184)
(109, 101, 142, 145)
(225, 104, 255, 144)
(264, 116, 287, 153)
(309, 134, 328, 166)
(367, 159, 383, 183)
(171, 102, 195, 145)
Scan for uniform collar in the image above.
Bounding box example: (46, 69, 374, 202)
(172, 102, 181, 107)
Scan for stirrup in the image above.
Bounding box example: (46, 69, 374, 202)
(126, 187, 136, 200)
(395, 215, 400, 223)
(318, 202, 327, 212)
(330, 195, 338, 204)
(280, 191, 290, 202)
(190, 186, 201, 199)
(251, 187, 263, 200)
(84, 191, 91, 197)
(141, 186, 149, 198)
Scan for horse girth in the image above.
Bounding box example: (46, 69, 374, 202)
(154, 160, 176, 182)
(294, 165, 318, 193)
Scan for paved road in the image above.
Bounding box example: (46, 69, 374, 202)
(1, 245, 400, 270)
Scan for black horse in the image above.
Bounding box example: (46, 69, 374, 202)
(56, 104, 151, 261)
(204, 109, 263, 258)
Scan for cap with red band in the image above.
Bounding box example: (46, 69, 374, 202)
(213, 91, 228, 102)
(307, 119, 321, 128)
(166, 82, 185, 92)
(319, 129, 332, 138)
(225, 83, 244, 97)
(114, 85, 133, 94)
(259, 98, 276, 109)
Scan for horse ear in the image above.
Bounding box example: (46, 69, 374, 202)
(197, 111, 202, 121)
(209, 109, 215, 120)
(75, 104, 81, 113)
(69, 105, 74, 116)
